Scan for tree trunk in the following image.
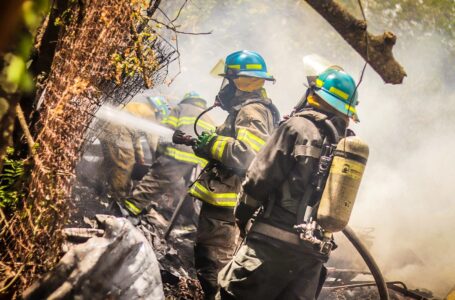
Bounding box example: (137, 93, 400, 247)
(304, 0, 407, 84)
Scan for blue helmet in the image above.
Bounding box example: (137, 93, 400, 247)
(182, 91, 202, 100)
(314, 68, 359, 119)
(221, 50, 274, 81)
(146, 96, 170, 117)
(182, 91, 207, 108)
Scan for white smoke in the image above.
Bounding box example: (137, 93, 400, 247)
(151, 0, 455, 296)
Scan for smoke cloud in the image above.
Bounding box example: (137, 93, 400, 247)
(150, 0, 454, 296)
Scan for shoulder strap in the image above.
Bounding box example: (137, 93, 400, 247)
(293, 114, 341, 225)
(294, 112, 340, 144)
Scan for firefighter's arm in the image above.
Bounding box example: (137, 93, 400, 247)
(235, 121, 297, 232)
(208, 103, 271, 171)
(241, 120, 298, 204)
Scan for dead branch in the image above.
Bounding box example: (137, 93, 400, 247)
(304, 0, 407, 84)
(151, 18, 212, 35)
(16, 105, 39, 161)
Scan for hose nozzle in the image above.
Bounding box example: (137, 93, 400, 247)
(172, 130, 196, 146)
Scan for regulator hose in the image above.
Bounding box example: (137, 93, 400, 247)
(342, 226, 390, 300)
(194, 104, 217, 137)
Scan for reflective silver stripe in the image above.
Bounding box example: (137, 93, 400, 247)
(294, 144, 321, 158)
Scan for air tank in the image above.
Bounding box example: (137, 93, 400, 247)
(317, 136, 369, 233)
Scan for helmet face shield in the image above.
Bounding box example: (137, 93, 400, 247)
(216, 78, 236, 110)
(233, 77, 265, 92)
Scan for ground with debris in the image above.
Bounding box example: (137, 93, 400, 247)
(22, 151, 429, 300)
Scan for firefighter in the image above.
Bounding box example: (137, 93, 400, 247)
(99, 97, 168, 199)
(121, 91, 215, 217)
(188, 50, 280, 299)
(217, 68, 360, 300)
(143, 95, 171, 160)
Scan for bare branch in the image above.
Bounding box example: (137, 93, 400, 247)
(171, 0, 188, 23)
(304, 0, 407, 84)
(151, 18, 212, 35)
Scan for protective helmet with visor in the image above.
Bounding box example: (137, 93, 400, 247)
(146, 95, 170, 118)
(216, 50, 274, 109)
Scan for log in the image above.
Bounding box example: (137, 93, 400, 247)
(305, 0, 406, 84)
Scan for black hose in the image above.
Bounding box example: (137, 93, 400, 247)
(194, 105, 217, 137)
(342, 226, 390, 300)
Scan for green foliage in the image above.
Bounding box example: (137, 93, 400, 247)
(340, 0, 455, 52)
(0, 0, 50, 93)
(0, 147, 26, 211)
(109, 1, 161, 87)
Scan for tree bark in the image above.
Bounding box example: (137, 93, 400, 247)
(305, 0, 406, 84)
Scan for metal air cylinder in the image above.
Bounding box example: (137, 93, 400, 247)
(317, 136, 369, 233)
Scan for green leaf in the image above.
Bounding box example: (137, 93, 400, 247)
(6, 55, 26, 89)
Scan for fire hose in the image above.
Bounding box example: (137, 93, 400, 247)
(342, 226, 390, 300)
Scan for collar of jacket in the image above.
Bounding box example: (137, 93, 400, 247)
(180, 97, 207, 108)
(294, 108, 347, 137)
(230, 88, 270, 112)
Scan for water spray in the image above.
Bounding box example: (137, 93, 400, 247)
(96, 104, 175, 142)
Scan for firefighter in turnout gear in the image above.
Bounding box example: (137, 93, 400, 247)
(99, 99, 165, 199)
(188, 50, 280, 299)
(121, 92, 215, 217)
(144, 95, 171, 160)
(217, 68, 362, 300)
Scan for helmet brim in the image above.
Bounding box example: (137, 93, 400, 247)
(315, 89, 359, 120)
(219, 70, 274, 81)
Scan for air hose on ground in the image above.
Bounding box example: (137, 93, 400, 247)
(342, 225, 390, 300)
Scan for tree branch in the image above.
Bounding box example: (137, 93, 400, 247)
(304, 0, 407, 84)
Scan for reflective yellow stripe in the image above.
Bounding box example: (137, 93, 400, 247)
(246, 64, 262, 70)
(123, 200, 142, 216)
(196, 119, 216, 131)
(227, 64, 241, 69)
(344, 104, 357, 114)
(315, 79, 324, 87)
(176, 117, 196, 126)
(236, 128, 266, 153)
(210, 136, 231, 160)
(164, 147, 207, 167)
(177, 117, 215, 131)
(162, 116, 178, 127)
(189, 182, 237, 207)
(329, 86, 349, 100)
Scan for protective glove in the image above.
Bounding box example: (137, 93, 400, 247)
(192, 131, 217, 159)
(172, 130, 196, 146)
(234, 202, 257, 237)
